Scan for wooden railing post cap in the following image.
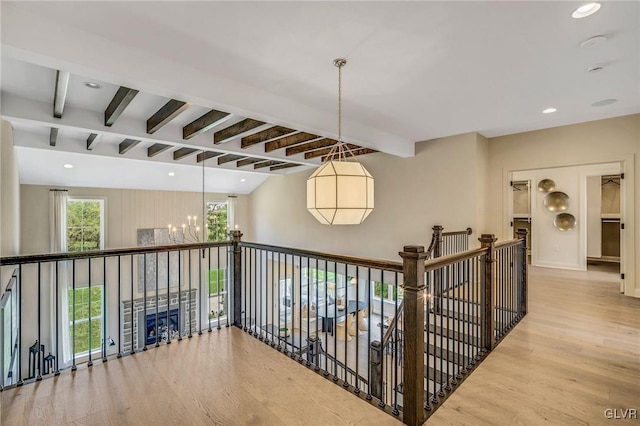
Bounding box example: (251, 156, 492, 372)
(229, 229, 243, 242)
(478, 234, 497, 244)
(399, 245, 429, 260)
(432, 225, 444, 232)
(516, 228, 529, 237)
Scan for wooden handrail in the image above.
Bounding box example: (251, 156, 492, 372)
(423, 247, 488, 272)
(0, 240, 232, 266)
(442, 227, 473, 237)
(495, 238, 523, 250)
(381, 300, 404, 347)
(238, 241, 404, 272)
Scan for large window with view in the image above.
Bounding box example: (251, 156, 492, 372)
(206, 202, 228, 241)
(66, 198, 104, 357)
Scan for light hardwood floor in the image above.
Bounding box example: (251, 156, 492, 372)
(1, 266, 638, 425)
(428, 266, 640, 425)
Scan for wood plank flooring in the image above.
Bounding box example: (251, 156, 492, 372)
(1, 266, 638, 425)
(0, 329, 400, 425)
(427, 266, 640, 425)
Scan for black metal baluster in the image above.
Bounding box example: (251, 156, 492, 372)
(188, 249, 193, 338)
(178, 251, 182, 341)
(297, 255, 302, 359)
(72, 260, 77, 370)
(166, 251, 171, 344)
(55, 260, 61, 372)
(88, 259, 93, 366)
(331, 261, 337, 380)
(103, 257, 108, 362)
(130, 255, 135, 354)
(155, 253, 159, 347)
(143, 254, 147, 351)
(392, 271, 399, 413)
(198, 248, 203, 335)
(37, 262, 42, 380)
(366, 267, 371, 399)
(270, 251, 275, 346)
(354, 266, 360, 393)
(209, 247, 213, 333)
(17, 265, 23, 385)
(217, 246, 221, 330)
(118, 256, 122, 357)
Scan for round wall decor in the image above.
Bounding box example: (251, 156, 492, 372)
(544, 191, 569, 212)
(537, 179, 556, 193)
(554, 213, 576, 231)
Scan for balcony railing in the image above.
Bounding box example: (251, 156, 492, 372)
(0, 227, 527, 426)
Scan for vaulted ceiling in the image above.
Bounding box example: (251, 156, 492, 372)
(1, 1, 638, 193)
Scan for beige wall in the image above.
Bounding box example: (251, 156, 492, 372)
(0, 120, 20, 257)
(20, 184, 251, 255)
(488, 114, 639, 296)
(249, 132, 486, 262)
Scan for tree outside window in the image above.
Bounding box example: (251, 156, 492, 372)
(67, 200, 104, 251)
(208, 269, 227, 321)
(68, 286, 103, 355)
(206, 202, 228, 241)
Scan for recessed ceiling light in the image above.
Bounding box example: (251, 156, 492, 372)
(83, 82, 103, 89)
(542, 107, 557, 114)
(592, 99, 617, 107)
(63, 164, 73, 169)
(572, 3, 601, 19)
(168, 172, 175, 176)
(240, 178, 246, 182)
(579, 35, 607, 48)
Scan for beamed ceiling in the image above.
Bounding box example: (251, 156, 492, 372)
(0, 1, 638, 193)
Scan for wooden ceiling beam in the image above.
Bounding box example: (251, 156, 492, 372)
(285, 138, 337, 156)
(86, 133, 101, 150)
(49, 128, 58, 146)
(147, 99, 190, 134)
(183, 109, 230, 140)
(218, 154, 247, 165)
(53, 70, 70, 118)
(265, 132, 320, 152)
(173, 147, 199, 161)
(320, 148, 377, 162)
(214, 119, 266, 144)
(254, 160, 283, 169)
(236, 157, 265, 168)
(119, 138, 141, 155)
(304, 143, 361, 159)
(105, 86, 139, 126)
(240, 126, 296, 148)
(196, 151, 224, 162)
(270, 163, 302, 171)
(148, 143, 172, 157)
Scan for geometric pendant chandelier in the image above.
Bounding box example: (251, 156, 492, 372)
(306, 59, 374, 225)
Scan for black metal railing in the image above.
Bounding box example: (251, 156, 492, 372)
(0, 227, 528, 426)
(0, 241, 232, 388)
(234, 239, 404, 417)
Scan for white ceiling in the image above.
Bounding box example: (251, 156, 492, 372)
(1, 1, 639, 192)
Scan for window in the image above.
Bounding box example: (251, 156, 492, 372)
(371, 281, 404, 302)
(67, 199, 104, 251)
(69, 286, 103, 356)
(208, 269, 227, 321)
(206, 202, 228, 241)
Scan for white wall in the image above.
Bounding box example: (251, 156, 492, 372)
(19, 185, 251, 255)
(488, 114, 639, 297)
(249, 133, 487, 262)
(0, 120, 20, 257)
(512, 163, 620, 271)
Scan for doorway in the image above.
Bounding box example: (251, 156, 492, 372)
(586, 175, 621, 274)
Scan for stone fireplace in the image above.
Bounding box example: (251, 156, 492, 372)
(122, 289, 198, 352)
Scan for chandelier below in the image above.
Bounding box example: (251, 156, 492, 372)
(306, 59, 374, 225)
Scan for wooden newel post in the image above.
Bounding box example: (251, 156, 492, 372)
(479, 234, 497, 352)
(369, 341, 383, 401)
(515, 229, 529, 316)
(431, 226, 444, 313)
(230, 229, 243, 327)
(399, 245, 429, 426)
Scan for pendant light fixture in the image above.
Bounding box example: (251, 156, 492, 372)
(306, 58, 374, 225)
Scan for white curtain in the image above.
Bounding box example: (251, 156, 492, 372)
(228, 195, 237, 232)
(49, 189, 71, 366)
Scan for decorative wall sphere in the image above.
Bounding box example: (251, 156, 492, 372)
(544, 191, 569, 212)
(537, 179, 556, 193)
(554, 213, 576, 231)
